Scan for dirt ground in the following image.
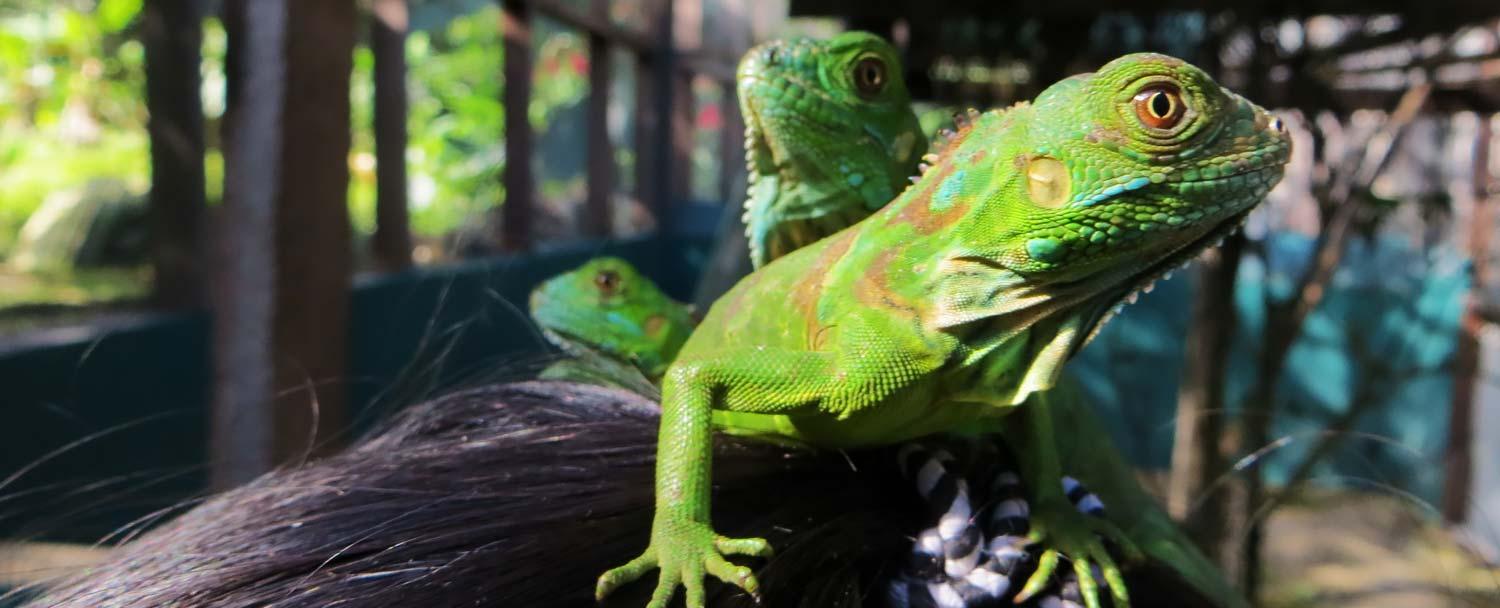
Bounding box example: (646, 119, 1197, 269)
(1262, 490, 1500, 607)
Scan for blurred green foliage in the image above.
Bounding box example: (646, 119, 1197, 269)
(351, 4, 509, 238)
(0, 0, 148, 258)
(1, 1, 599, 308)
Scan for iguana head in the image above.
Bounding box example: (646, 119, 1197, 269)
(737, 30, 926, 224)
(528, 257, 694, 379)
(962, 52, 1290, 323)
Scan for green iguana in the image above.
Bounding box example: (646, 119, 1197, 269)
(594, 51, 1290, 608)
(738, 31, 927, 268)
(738, 34, 1255, 608)
(529, 256, 695, 395)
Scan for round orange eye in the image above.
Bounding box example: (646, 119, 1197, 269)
(1133, 85, 1185, 130)
(594, 270, 621, 293)
(853, 57, 887, 98)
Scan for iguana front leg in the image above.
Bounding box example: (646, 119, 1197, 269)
(998, 397, 1138, 608)
(596, 338, 933, 608)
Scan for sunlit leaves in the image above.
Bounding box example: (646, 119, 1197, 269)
(94, 0, 140, 33)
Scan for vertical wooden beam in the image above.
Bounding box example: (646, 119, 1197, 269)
(583, 0, 614, 238)
(717, 81, 742, 206)
(214, 0, 284, 489)
(274, 0, 355, 463)
(668, 0, 695, 203)
(633, 54, 657, 216)
(371, 0, 412, 271)
(669, 73, 693, 203)
(1444, 114, 1493, 524)
(500, 0, 535, 251)
(642, 0, 676, 217)
(142, 0, 207, 308)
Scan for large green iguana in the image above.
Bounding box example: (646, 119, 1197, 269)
(592, 51, 1290, 608)
(733, 34, 1255, 608)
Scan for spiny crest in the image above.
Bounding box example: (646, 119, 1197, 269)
(909, 108, 983, 184)
(928, 108, 983, 160)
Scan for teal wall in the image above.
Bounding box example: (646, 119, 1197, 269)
(1071, 232, 1466, 504)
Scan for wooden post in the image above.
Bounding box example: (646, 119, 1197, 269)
(142, 0, 207, 308)
(639, 0, 675, 217)
(500, 0, 535, 251)
(273, 0, 355, 463)
(583, 0, 614, 238)
(371, 0, 412, 270)
(214, 0, 284, 489)
(669, 0, 696, 203)
(718, 81, 743, 206)
(1444, 114, 1493, 524)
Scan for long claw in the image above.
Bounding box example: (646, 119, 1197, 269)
(705, 553, 761, 598)
(1073, 557, 1103, 608)
(597, 553, 657, 600)
(1096, 549, 1131, 607)
(1015, 548, 1059, 602)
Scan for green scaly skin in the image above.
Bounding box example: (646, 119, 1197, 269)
(737, 31, 927, 268)
(529, 257, 695, 395)
(595, 52, 1289, 608)
(736, 34, 1249, 608)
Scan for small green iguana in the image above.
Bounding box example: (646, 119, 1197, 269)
(738, 31, 927, 268)
(594, 51, 1290, 608)
(529, 256, 696, 395)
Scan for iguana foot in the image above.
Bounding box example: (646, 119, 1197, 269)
(1013, 496, 1136, 608)
(595, 518, 771, 608)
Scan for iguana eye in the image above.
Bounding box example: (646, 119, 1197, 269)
(594, 270, 621, 293)
(852, 57, 887, 98)
(1133, 85, 1185, 130)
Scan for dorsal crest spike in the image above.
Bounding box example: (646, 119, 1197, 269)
(927, 108, 987, 161)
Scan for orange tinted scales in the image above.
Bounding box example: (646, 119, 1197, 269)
(791, 228, 859, 348)
(853, 246, 917, 317)
(887, 160, 973, 235)
(643, 315, 667, 338)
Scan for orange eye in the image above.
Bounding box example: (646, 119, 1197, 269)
(594, 270, 621, 293)
(853, 57, 887, 98)
(1133, 85, 1185, 130)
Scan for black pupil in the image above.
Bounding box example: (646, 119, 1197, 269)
(1150, 92, 1172, 118)
(597, 272, 618, 290)
(859, 61, 882, 88)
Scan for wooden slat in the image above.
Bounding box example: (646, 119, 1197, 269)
(717, 80, 743, 206)
(635, 0, 674, 221)
(501, 0, 535, 251)
(372, 0, 412, 270)
(273, 0, 356, 463)
(213, 0, 284, 489)
(527, 0, 653, 52)
(1444, 114, 1493, 524)
(582, 0, 613, 238)
(142, 0, 207, 308)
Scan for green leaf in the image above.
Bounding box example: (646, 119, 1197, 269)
(97, 0, 144, 33)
